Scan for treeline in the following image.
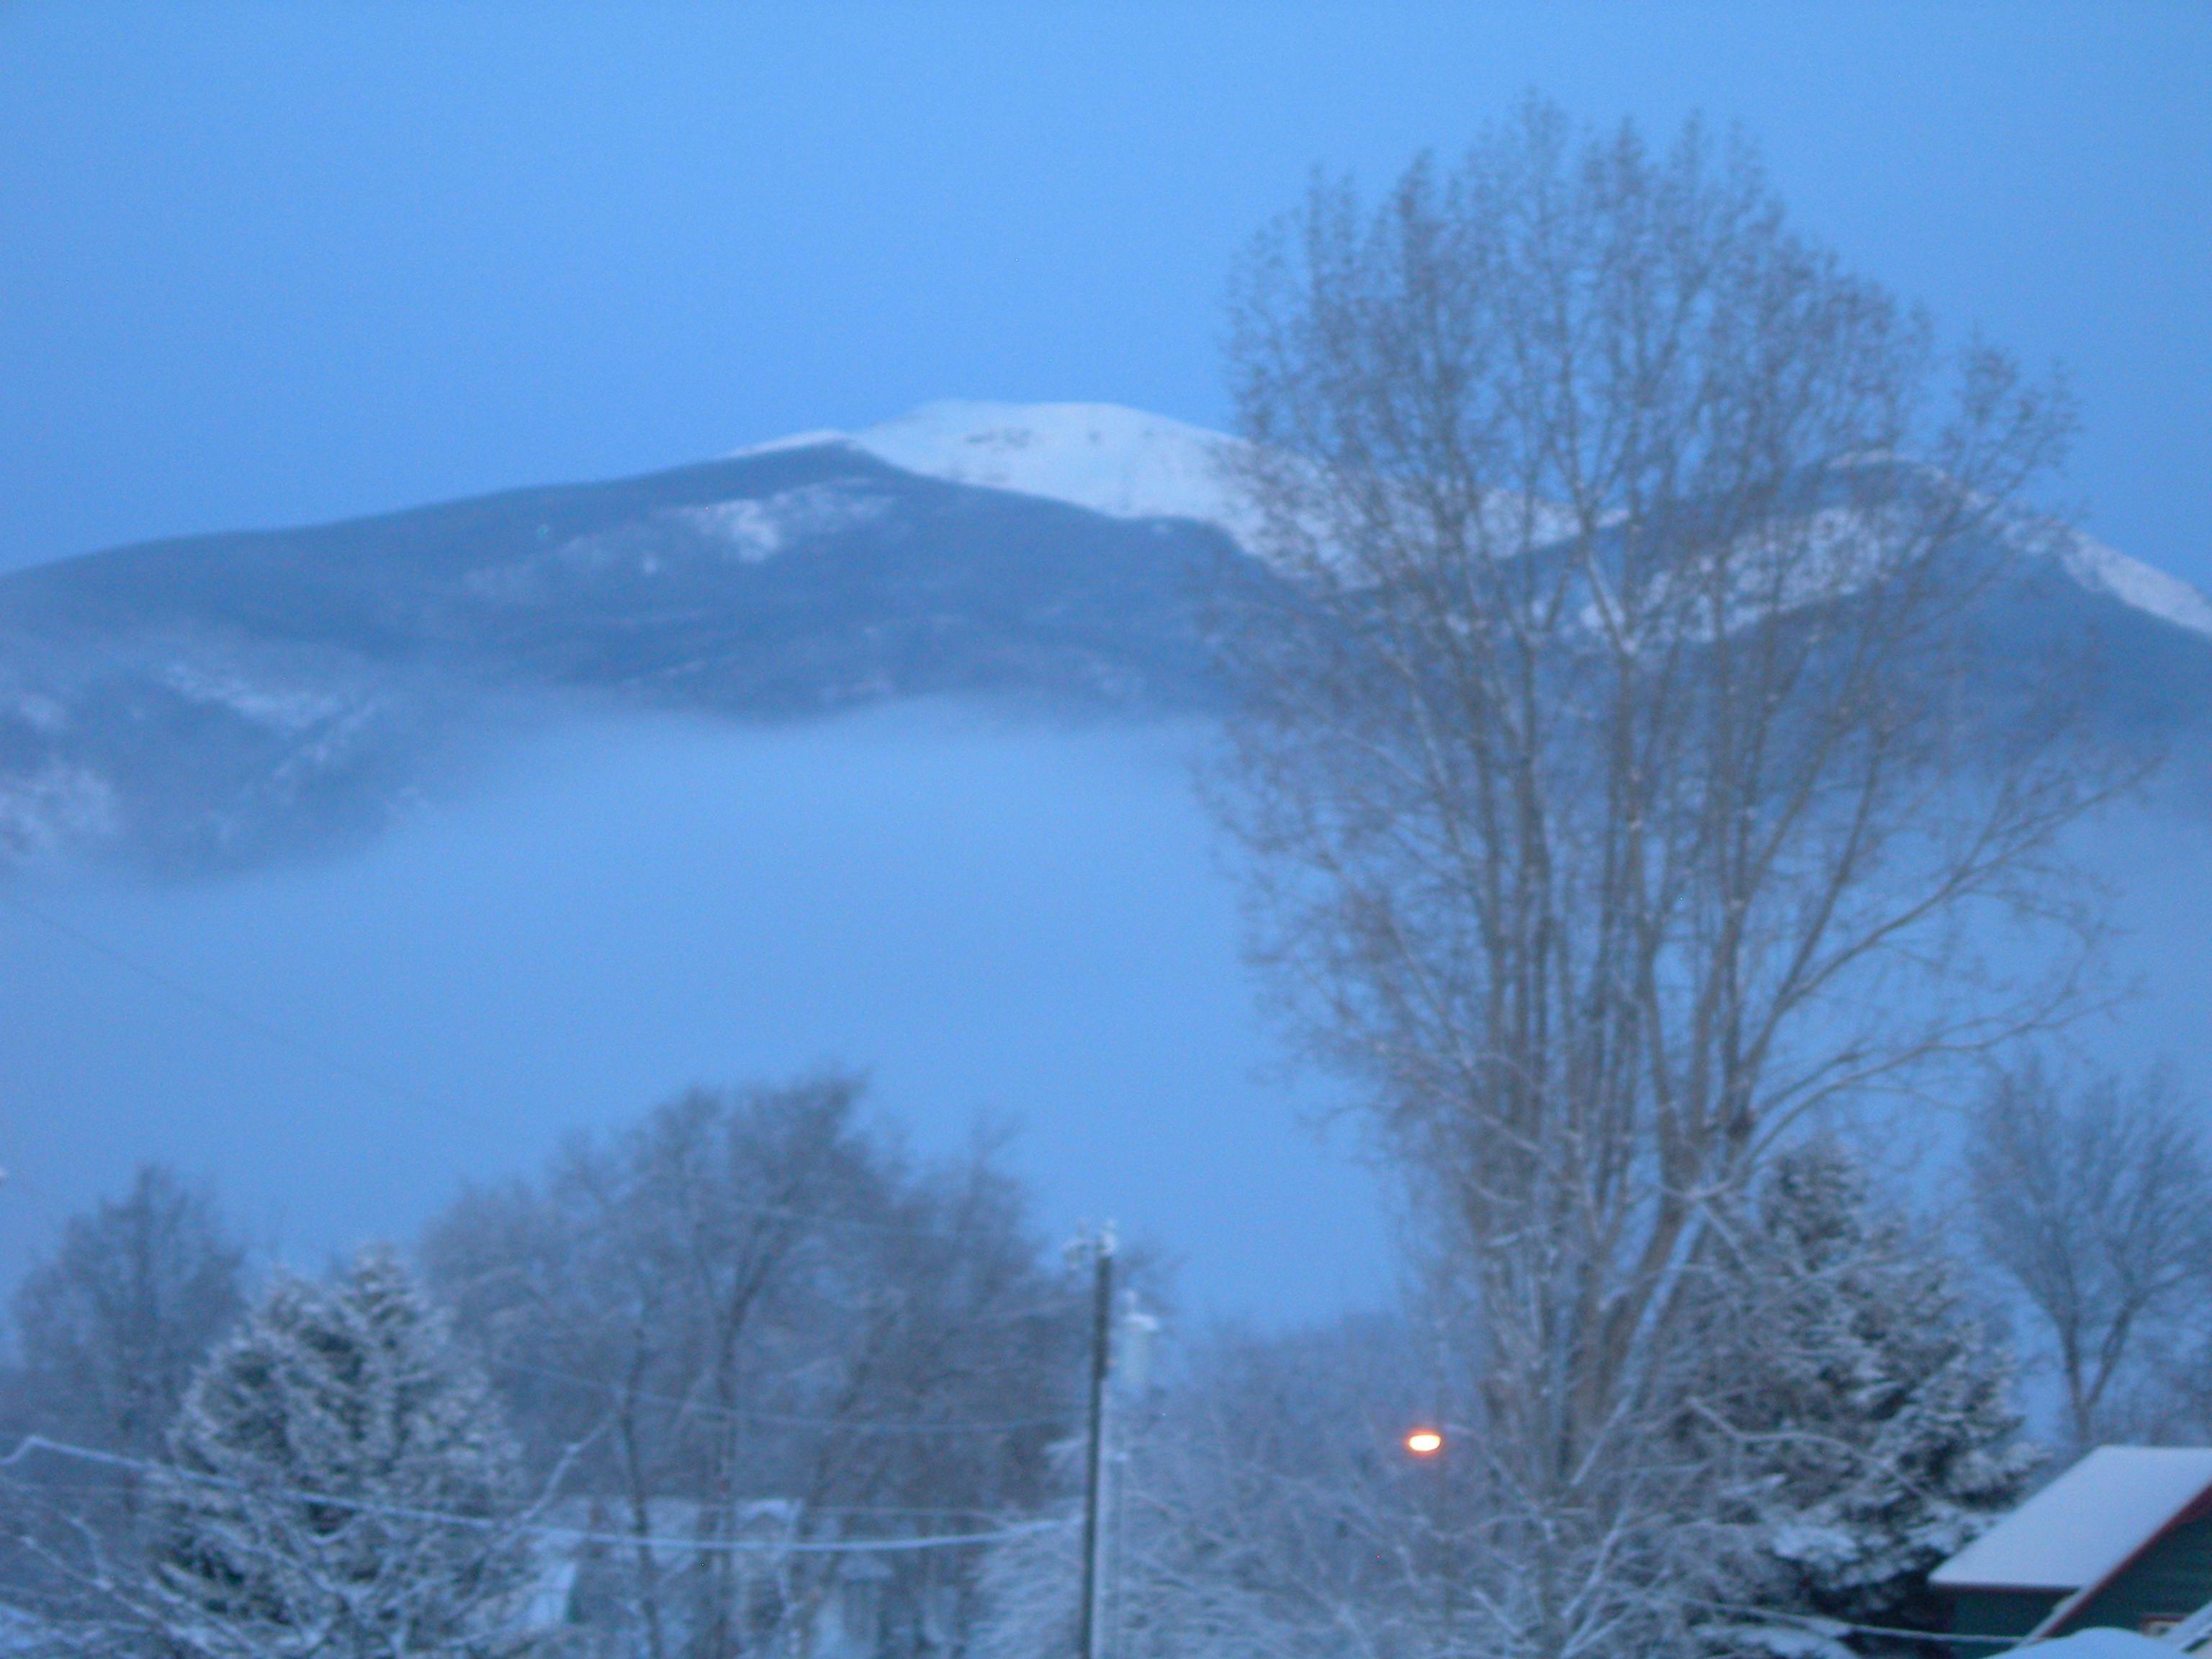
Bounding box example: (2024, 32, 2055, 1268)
(988, 1120, 2212, 1659)
(0, 1075, 1089, 1658)
(1, 1061, 2209, 1659)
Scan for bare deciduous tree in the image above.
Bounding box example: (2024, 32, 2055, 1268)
(424, 1075, 1081, 1659)
(978, 1316, 1442, 1659)
(0, 1168, 247, 1654)
(1212, 99, 2112, 1653)
(1968, 1059, 2212, 1449)
(6, 1164, 246, 1465)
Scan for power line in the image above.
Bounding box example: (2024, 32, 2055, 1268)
(0, 887, 1078, 1248)
(578, 1190, 1035, 1244)
(5, 1437, 2034, 1632)
(494, 1357, 1070, 1435)
(0, 886, 451, 1118)
(0, 1436, 1063, 1557)
(1695, 1599, 2021, 1648)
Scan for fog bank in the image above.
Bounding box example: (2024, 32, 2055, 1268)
(0, 705, 1391, 1321)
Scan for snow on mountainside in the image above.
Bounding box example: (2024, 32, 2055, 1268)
(0, 435, 1238, 870)
(2061, 530, 2212, 642)
(5, 400, 2212, 873)
(745, 401, 1265, 546)
(752, 401, 2212, 646)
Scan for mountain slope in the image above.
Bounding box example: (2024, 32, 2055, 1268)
(0, 434, 1242, 868)
(1, 401, 2207, 873)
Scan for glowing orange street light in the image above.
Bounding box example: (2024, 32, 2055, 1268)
(1404, 1428, 1445, 1457)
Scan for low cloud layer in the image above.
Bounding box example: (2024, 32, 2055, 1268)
(0, 704, 1390, 1320)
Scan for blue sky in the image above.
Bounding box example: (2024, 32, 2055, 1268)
(3, 4, 2209, 1318)
(3, 3, 2208, 583)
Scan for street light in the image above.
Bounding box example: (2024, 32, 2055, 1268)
(1404, 1428, 1444, 1457)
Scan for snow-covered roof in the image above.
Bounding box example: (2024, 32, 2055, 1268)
(1931, 1447, 2212, 1591)
(741, 401, 1262, 544)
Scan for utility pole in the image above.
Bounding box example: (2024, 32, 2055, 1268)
(1075, 1225, 1115, 1659)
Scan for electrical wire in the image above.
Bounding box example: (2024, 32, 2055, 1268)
(1694, 1599, 2024, 1647)
(3, 1439, 2054, 1635)
(0, 886, 449, 1118)
(0, 887, 1074, 1247)
(493, 1356, 1070, 1435)
(0, 1435, 1064, 1557)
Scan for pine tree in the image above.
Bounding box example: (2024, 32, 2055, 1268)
(1686, 1145, 2036, 1658)
(145, 1247, 534, 1659)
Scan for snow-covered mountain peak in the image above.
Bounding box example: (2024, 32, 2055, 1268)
(745, 401, 1261, 542)
(2058, 531, 2212, 642)
(743, 401, 2212, 646)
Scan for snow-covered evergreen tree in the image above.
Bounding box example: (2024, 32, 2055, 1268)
(1684, 1144, 2036, 1659)
(145, 1247, 534, 1659)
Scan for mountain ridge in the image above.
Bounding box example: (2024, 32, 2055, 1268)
(3, 402, 2207, 873)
